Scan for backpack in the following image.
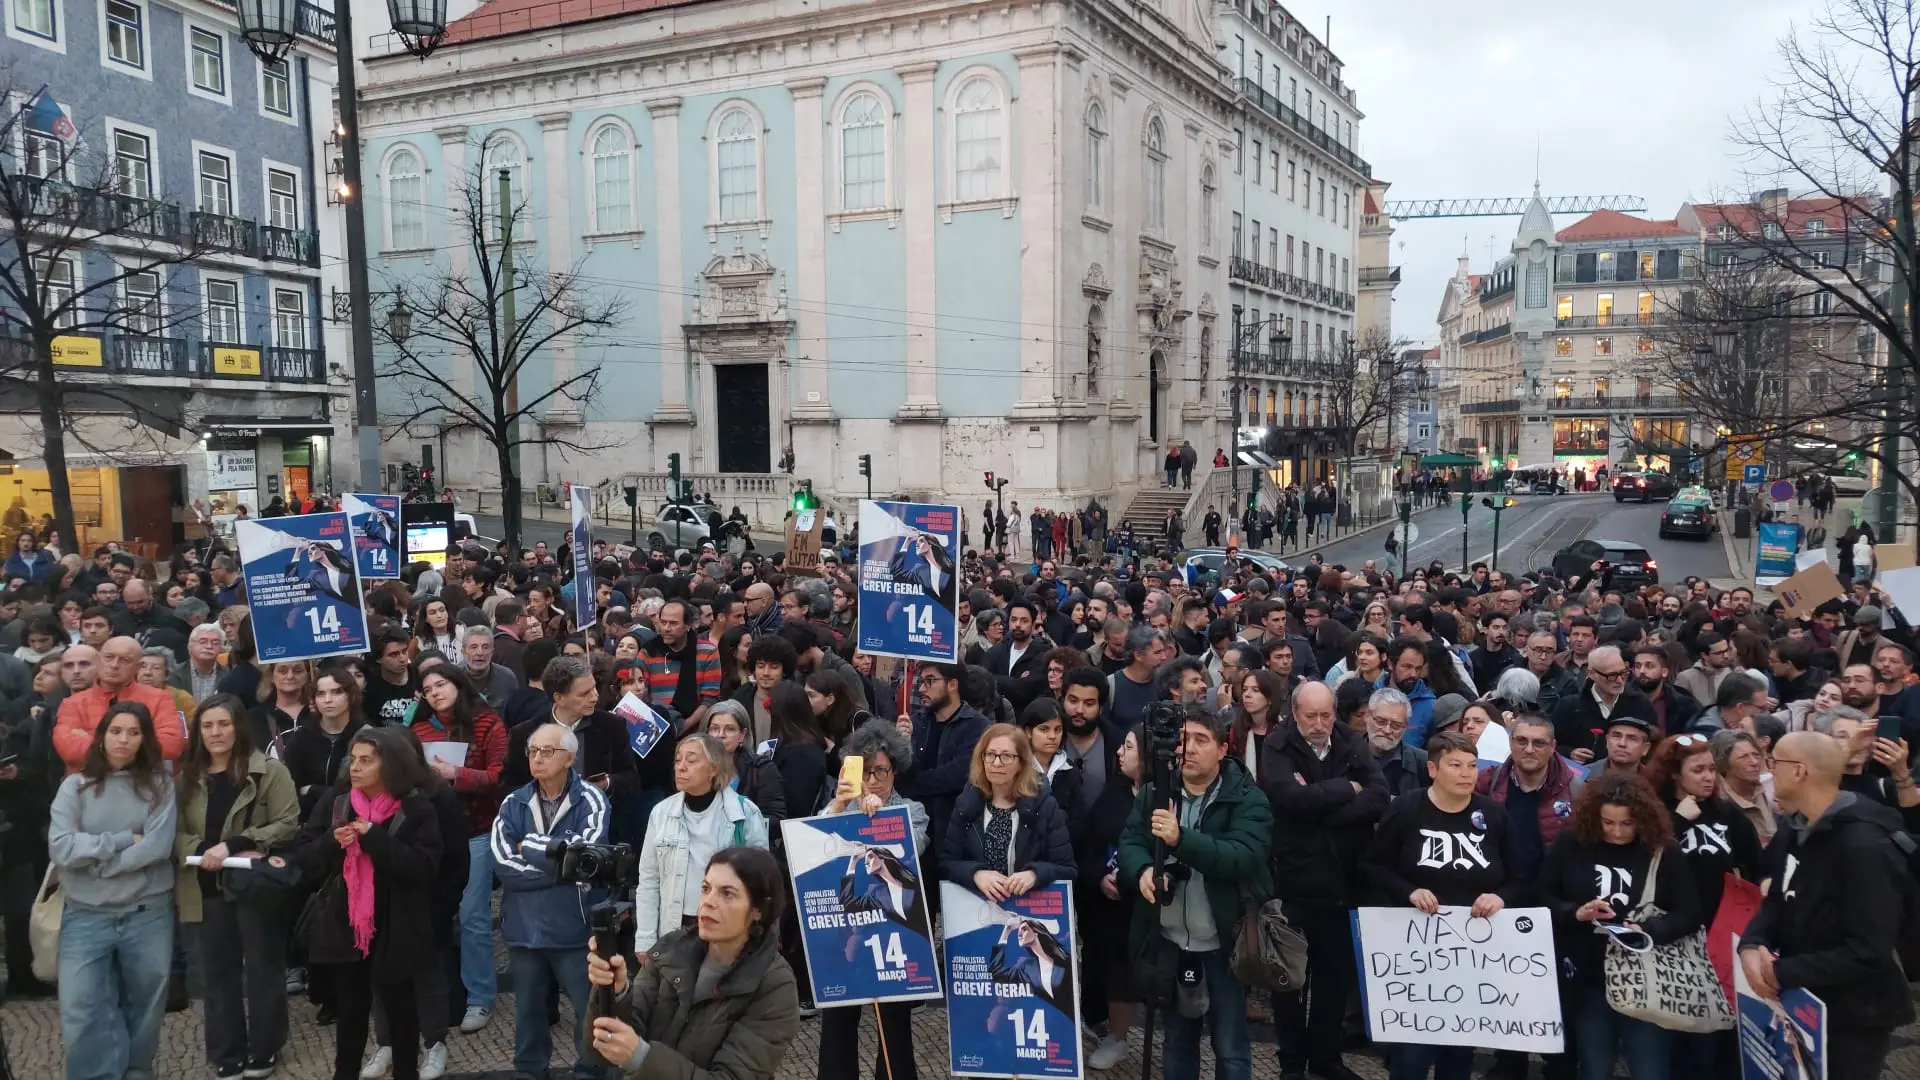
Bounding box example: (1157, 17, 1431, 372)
(1229, 895, 1310, 994)
(1868, 818, 1920, 980)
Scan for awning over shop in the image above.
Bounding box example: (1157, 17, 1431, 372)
(1419, 452, 1481, 468)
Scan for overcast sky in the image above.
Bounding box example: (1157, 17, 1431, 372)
(1319, 0, 1818, 343)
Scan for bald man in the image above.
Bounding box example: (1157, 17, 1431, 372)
(1739, 731, 1912, 1079)
(52, 635, 186, 770)
(1262, 678, 1388, 1076)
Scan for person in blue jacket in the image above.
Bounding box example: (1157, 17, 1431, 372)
(489, 722, 613, 1080)
(1386, 637, 1438, 746)
(2, 530, 54, 584)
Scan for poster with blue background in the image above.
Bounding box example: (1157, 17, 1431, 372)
(343, 493, 402, 580)
(236, 512, 370, 662)
(940, 881, 1082, 1080)
(571, 484, 595, 630)
(1755, 521, 1802, 586)
(1734, 934, 1825, 1080)
(857, 500, 960, 662)
(780, 807, 941, 1008)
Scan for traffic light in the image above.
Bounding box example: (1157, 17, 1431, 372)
(859, 454, 872, 479)
(622, 485, 637, 508)
(667, 452, 682, 502)
(791, 480, 818, 513)
(984, 470, 996, 489)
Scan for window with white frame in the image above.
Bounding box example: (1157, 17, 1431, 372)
(266, 168, 298, 229)
(839, 92, 887, 212)
(1200, 166, 1216, 250)
(714, 109, 759, 223)
(386, 148, 425, 248)
(951, 77, 1004, 202)
(272, 288, 306, 348)
(121, 270, 160, 334)
(1144, 117, 1166, 231)
(34, 256, 74, 327)
(197, 150, 231, 215)
(588, 123, 634, 233)
(481, 135, 525, 240)
(104, 0, 143, 68)
(13, 0, 55, 39)
(260, 57, 292, 116)
(204, 278, 240, 342)
(189, 27, 225, 95)
(24, 127, 63, 179)
(111, 129, 150, 198)
(1085, 101, 1105, 209)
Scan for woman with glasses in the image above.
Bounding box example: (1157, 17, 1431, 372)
(705, 700, 786, 826)
(940, 723, 1075, 902)
(1539, 774, 1700, 1080)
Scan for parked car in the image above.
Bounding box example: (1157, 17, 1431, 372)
(1551, 538, 1659, 588)
(649, 504, 714, 551)
(1179, 547, 1291, 587)
(1825, 469, 1873, 496)
(1658, 493, 1718, 540)
(1612, 471, 1679, 503)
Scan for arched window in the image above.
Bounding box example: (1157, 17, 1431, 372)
(839, 92, 888, 212)
(1200, 165, 1216, 250)
(588, 123, 635, 234)
(1144, 117, 1166, 231)
(1085, 101, 1106, 209)
(953, 76, 1005, 202)
(714, 108, 760, 223)
(385, 147, 424, 249)
(481, 135, 525, 242)
(1086, 303, 1104, 397)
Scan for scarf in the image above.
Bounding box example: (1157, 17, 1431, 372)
(345, 788, 401, 957)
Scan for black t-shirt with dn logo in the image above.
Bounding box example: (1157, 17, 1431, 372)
(1366, 791, 1514, 908)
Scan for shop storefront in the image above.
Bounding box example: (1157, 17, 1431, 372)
(0, 452, 185, 556)
(1552, 417, 1610, 484)
(200, 417, 338, 516)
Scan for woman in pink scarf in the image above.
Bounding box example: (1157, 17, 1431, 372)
(288, 726, 444, 1080)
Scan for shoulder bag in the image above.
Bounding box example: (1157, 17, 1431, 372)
(1229, 891, 1310, 995)
(1602, 849, 1733, 1032)
(28, 866, 60, 984)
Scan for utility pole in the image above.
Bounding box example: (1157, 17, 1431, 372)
(1459, 490, 1470, 573)
(1481, 496, 1516, 574)
(498, 168, 521, 540)
(1880, 190, 1911, 542)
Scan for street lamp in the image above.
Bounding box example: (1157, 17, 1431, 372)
(235, 0, 447, 494)
(386, 296, 412, 343)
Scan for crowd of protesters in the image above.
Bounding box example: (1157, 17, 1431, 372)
(1, 503, 1918, 1080)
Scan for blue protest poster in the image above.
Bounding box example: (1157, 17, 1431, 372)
(343, 493, 403, 580)
(940, 881, 1082, 1079)
(779, 807, 941, 1008)
(571, 484, 595, 630)
(235, 512, 370, 663)
(856, 500, 960, 662)
(1755, 522, 1803, 586)
(1734, 934, 1825, 1080)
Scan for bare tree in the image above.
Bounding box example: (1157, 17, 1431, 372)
(376, 165, 627, 549)
(1323, 328, 1418, 458)
(0, 81, 220, 547)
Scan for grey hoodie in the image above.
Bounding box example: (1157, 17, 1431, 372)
(48, 770, 177, 910)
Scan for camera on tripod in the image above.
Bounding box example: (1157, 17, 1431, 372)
(544, 840, 640, 1015)
(1141, 701, 1193, 905)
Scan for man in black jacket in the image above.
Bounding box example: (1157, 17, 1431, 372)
(1741, 731, 1914, 1080)
(899, 662, 990, 900)
(1630, 644, 1701, 736)
(498, 655, 643, 837)
(1548, 645, 1657, 765)
(982, 598, 1051, 711)
(1261, 680, 1387, 1080)
(1469, 611, 1522, 693)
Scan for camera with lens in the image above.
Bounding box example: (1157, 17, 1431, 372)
(1141, 701, 1194, 904)
(545, 839, 640, 890)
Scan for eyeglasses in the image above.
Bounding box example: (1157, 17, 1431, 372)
(1528, 646, 1557, 655)
(866, 765, 894, 779)
(1590, 667, 1627, 679)
(983, 751, 1020, 765)
(1510, 736, 1554, 749)
(1675, 733, 1706, 746)
(527, 746, 569, 760)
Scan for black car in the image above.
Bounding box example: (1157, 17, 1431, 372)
(1658, 494, 1717, 540)
(1612, 471, 1679, 503)
(1551, 538, 1659, 588)
(1179, 547, 1291, 587)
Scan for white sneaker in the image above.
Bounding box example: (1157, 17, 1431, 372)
(357, 1046, 391, 1079)
(284, 967, 308, 994)
(1088, 1034, 1129, 1070)
(419, 1042, 447, 1080)
(458, 1005, 491, 1034)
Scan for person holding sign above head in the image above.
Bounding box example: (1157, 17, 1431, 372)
(816, 718, 928, 1080)
(1361, 729, 1524, 1080)
(634, 736, 770, 954)
(1537, 774, 1699, 1080)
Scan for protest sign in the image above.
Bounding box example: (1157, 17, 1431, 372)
(236, 512, 370, 663)
(1351, 906, 1564, 1054)
(786, 509, 825, 575)
(343, 493, 402, 579)
(570, 485, 594, 630)
(857, 500, 961, 662)
(1878, 543, 1916, 571)
(1734, 934, 1825, 1080)
(1755, 522, 1801, 586)
(1774, 561, 1846, 621)
(611, 691, 672, 759)
(1879, 566, 1920, 624)
(941, 882, 1081, 1078)
(779, 807, 941, 1008)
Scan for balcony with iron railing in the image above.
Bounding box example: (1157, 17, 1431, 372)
(1359, 265, 1401, 287)
(0, 331, 326, 385)
(1555, 313, 1664, 329)
(1461, 399, 1521, 415)
(1228, 256, 1356, 311)
(1236, 78, 1372, 178)
(4, 177, 318, 266)
(1232, 347, 1341, 382)
(1460, 323, 1512, 345)
(1546, 393, 1687, 413)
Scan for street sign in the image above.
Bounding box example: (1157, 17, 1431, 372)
(1726, 436, 1763, 481)
(1769, 479, 1795, 503)
(1742, 464, 1766, 486)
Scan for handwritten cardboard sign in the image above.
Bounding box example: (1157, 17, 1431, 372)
(1351, 906, 1564, 1054)
(1774, 561, 1846, 621)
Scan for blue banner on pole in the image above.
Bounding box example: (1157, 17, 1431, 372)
(1735, 933, 1825, 1079)
(235, 512, 370, 663)
(1755, 521, 1803, 584)
(779, 807, 942, 1008)
(856, 500, 961, 662)
(571, 484, 594, 630)
(941, 881, 1082, 1079)
(343, 493, 402, 579)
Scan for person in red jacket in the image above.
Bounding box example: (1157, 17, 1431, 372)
(408, 664, 508, 1034)
(53, 636, 185, 771)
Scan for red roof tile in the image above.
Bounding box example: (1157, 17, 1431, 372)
(442, 0, 705, 44)
(1554, 209, 1693, 243)
(1690, 196, 1861, 240)
(1363, 189, 1382, 216)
